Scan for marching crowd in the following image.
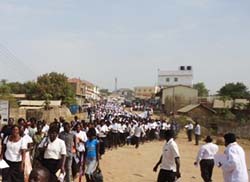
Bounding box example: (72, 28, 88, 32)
(0, 102, 178, 182)
(0, 101, 249, 182)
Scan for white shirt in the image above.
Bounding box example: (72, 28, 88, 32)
(4, 137, 27, 162)
(194, 124, 201, 135)
(185, 123, 193, 130)
(99, 125, 109, 138)
(195, 142, 218, 163)
(42, 124, 50, 134)
(22, 134, 33, 149)
(221, 142, 248, 182)
(39, 137, 66, 160)
(161, 138, 180, 172)
(73, 131, 88, 152)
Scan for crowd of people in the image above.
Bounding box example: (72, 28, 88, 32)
(0, 101, 178, 182)
(0, 100, 249, 182)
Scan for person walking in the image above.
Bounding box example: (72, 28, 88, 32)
(194, 136, 219, 182)
(0, 125, 26, 182)
(194, 121, 201, 145)
(219, 133, 248, 182)
(38, 126, 66, 178)
(153, 130, 181, 182)
(185, 121, 193, 142)
(59, 122, 75, 182)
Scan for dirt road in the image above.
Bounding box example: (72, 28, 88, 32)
(98, 132, 250, 182)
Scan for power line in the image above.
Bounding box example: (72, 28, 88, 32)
(0, 42, 37, 82)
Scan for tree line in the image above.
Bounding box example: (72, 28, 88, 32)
(0, 72, 76, 106)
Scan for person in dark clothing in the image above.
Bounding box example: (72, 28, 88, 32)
(1, 118, 15, 141)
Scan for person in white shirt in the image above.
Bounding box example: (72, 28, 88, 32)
(39, 125, 66, 177)
(219, 133, 248, 182)
(194, 121, 201, 145)
(185, 121, 194, 142)
(153, 130, 181, 182)
(0, 125, 27, 182)
(194, 136, 219, 182)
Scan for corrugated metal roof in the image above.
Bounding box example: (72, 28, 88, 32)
(178, 104, 217, 113)
(178, 104, 200, 113)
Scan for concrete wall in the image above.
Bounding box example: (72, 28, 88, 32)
(162, 86, 198, 105)
(10, 106, 73, 123)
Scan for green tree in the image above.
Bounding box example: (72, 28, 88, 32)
(0, 81, 18, 108)
(193, 82, 209, 97)
(7, 82, 26, 94)
(218, 82, 250, 99)
(24, 81, 39, 100)
(36, 72, 76, 105)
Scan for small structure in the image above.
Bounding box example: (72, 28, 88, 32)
(134, 86, 159, 100)
(178, 104, 216, 119)
(19, 100, 62, 109)
(213, 99, 249, 110)
(161, 85, 198, 114)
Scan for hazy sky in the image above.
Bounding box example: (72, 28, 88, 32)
(0, 0, 250, 93)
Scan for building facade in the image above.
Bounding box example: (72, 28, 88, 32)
(161, 85, 198, 114)
(68, 78, 100, 105)
(158, 66, 193, 87)
(134, 86, 159, 100)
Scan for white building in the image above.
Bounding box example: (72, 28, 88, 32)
(158, 66, 193, 87)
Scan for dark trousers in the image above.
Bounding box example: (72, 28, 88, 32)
(195, 134, 200, 145)
(134, 136, 140, 148)
(42, 158, 60, 175)
(3, 160, 24, 182)
(187, 130, 192, 141)
(157, 169, 176, 182)
(200, 159, 214, 182)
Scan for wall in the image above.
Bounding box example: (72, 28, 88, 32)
(10, 106, 72, 123)
(162, 86, 198, 105)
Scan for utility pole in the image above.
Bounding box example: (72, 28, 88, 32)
(115, 77, 118, 92)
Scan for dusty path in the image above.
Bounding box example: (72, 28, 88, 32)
(98, 132, 250, 182)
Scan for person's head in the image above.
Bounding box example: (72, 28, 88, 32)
(204, 136, 213, 143)
(11, 125, 20, 137)
(63, 122, 71, 133)
(30, 117, 37, 128)
(18, 125, 25, 136)
(48, 126, 59, 142)
(29, 167, 50, 182)
(8, 117, 14, 126)
(165, 130, 175, 141)
(75, 123, 81, 132)
(17, 117, 25, 126)
(37, 122, 43, 133)
(87, 128, 96, 140)
(224, 133, 236, 147)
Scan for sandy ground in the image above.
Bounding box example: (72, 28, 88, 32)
(97, 132, 250, 182)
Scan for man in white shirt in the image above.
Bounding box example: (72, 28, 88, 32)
(194, 136, 219, 182)
(153, 130, 181, 182)
(194, 121, 201, 145)
(185, 121, 193, 142)
(220, 133, 248, 182)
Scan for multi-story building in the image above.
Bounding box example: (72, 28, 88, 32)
(134, 86, 159, 100)
(158, 66, 193, 87)
(68, 78, 100, 105)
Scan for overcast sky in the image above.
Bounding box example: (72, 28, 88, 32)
(0, 0, 250, 94)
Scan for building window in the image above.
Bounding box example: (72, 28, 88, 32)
(174, 78, 178, 82)
(166, 78, 170, 82)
